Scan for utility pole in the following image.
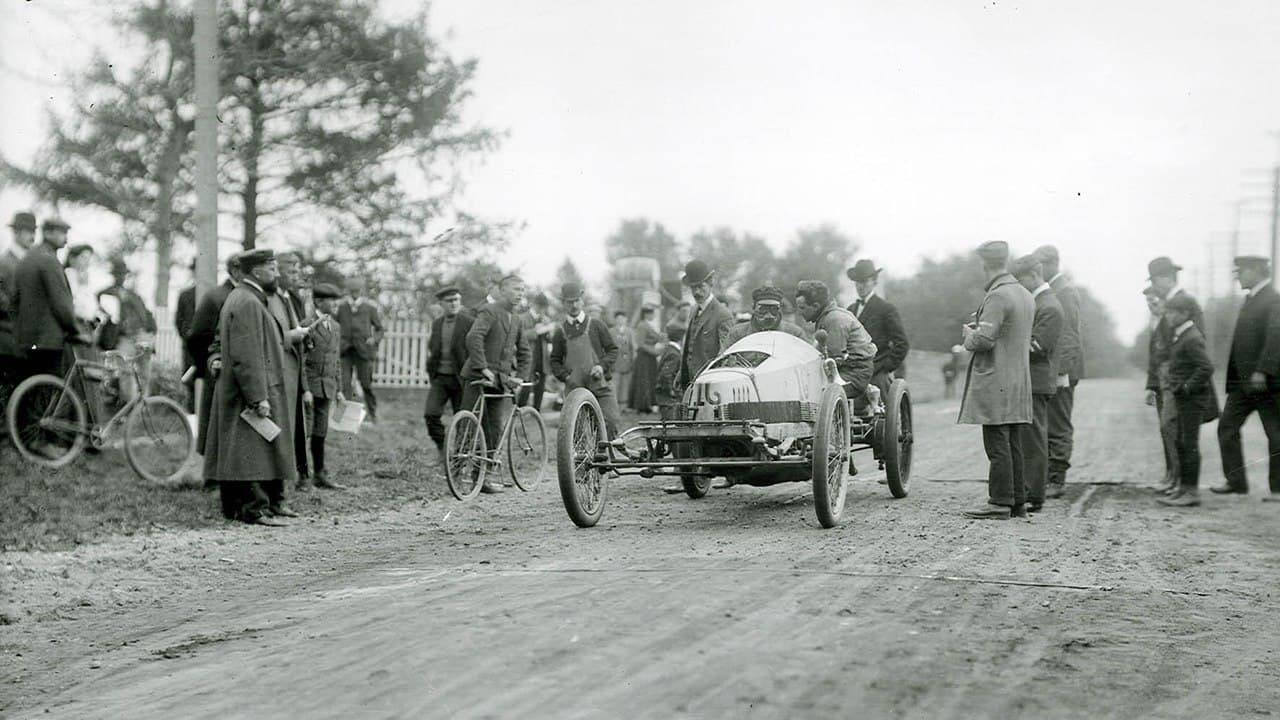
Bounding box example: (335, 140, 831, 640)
(194, 0, 218, 300)
(1272, 165, 1280, 284)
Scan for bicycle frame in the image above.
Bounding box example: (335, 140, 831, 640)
(54, 344, 152, 445)
(464, 379, 533, 469)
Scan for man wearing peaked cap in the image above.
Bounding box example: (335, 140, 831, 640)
(1, 212, 38, 389)
(1011, 253, 1064, 512)
(959, 241, 1035, 519)
(1212, 255, 1280, 500)
(1156, 291, 1219, 506)
(1033, 244, 1084, 498)
(1145, 255, 1203, 494)
(425, 284, 475, 469)
(847, 258, 910, 402)
(11, 212, 76, 379)
(725, 284, 811, 345)
(550, 281, 622, 438)
(302, 282, 349, 491)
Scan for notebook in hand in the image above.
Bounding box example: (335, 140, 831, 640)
(239, 407, 282, 442)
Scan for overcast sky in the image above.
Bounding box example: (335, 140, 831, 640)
(4, 0, 1280, 339)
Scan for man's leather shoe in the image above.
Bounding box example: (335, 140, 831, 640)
(1025, 501, 1043, 513)
(1159, 490, 1200, 507)
(1011, 504, 1029, 518)
(1209, 485, 1248, 495)
(270, 505, 300, 518)
(314, 472, 348, 490)
(1045, 483, 1065, 499)
(963, 504, 1012, 520)
(1261, 494, 1280, 503)
(250, 515, 289, 527)
(296, 475, 313, 492)
(480, 482, 506, 494)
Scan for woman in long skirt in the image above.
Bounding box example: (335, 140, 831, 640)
(629, 307, 662, 413)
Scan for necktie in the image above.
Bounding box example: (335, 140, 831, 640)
(854, 300, 864, 317)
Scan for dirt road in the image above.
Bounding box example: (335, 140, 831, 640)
(4, 378, 1278, 718)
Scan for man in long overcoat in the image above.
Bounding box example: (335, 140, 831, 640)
(677, 259, 735, 388)
(1012, 254, 1064, 511)
(461, 273, 532, 493)
(1034, 245, 1084, 498)
(959, 241, 1035, 519)
(189, 253, 242, 458)
(1212, 255, 1280, 501)
(203, 250, 304, 526)
(13, 217, 78, 378)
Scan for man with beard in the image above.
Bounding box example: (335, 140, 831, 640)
(268, 249, 313, 485)
(203, 250, 304, 526)
(725, 285, 810, 344)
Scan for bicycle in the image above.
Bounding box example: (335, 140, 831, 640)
(6, 340, 195, 484)
(445, 379, 548, 501)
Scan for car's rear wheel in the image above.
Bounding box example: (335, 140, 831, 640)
(557, 388, 607, 527)
(812, 384, 850, 528)
(884, 379, 913, 499)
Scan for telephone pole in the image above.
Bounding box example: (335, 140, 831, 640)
(194, 0, 218, 299)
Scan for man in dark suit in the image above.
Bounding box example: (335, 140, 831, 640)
(1145, 256, 1204, 494)
(1012, 254, 1064, 512)
(1213, 255, 1280, 501)
(461, 273, 532, 493)
(0, 212, 37, 415)
(425, 286, 474, 461)
(303, 283, 348, 491)
(188, 253, 243, 459)
(1142, 285, 1180, 489)
(1034, 245, 1085, 499)
(677, 259, 735, 388)
(846, 259, 910, 402)
(175, 259, 199, 412)
(1158, 293, 1219, 507)
(339, 276, 384, 422)
(13, 217, 78, 378)
(517, 291, 553, 410)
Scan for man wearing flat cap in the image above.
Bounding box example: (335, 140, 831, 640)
(0, 212, 37, 411)
(550, 282, 622, 437)
(678, 259, 736, 389)
(795, 280, 877, 400)
(1033, 245, 1084, 498)
(12, 216, 78, 380)
(203, 249, 305, 526)
(425, 286, 475, 466)
(1141, 284, 1180, 487)
(846, 259, 910, 402)
(189, 252, 244, 466)
(338, 276, 384, 423)
(1145, 255, 1203, 493)
(463, 272, 532, 493)
(302, 282, 348, 491)
(1011, 254, 1064, 512)
(726, 285, 810, 345)
(959, 241, 1035, 519)
(1213, 256, 1280, 501)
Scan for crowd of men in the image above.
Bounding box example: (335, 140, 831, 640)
(5, 207, 1280, 525)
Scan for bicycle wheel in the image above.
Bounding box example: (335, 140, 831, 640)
(6, 374, 87, 468)
(445, 410, 487, 501)
(124, 395, 195, 485)
(507, 407, 548, 491)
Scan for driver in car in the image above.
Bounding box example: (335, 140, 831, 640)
(725, 285, 812, 345)
(794, 280, 877, 402)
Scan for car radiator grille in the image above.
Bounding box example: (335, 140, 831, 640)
(717, 401, 817, 424)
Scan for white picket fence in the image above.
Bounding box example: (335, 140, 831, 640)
(153, 306, 433, 389)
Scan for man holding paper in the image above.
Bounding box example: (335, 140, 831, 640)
(203, 249, 306, 526)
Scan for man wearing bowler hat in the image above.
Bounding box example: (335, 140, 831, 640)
(1213, 255, 1280, 501)
(425, 286, 474, 466)
(550, 282, 622, 437)
(677, 259, 735, 389)
(846, 259, 910, 402)
(1033, 245, 1084, 498)
(959, 241, 1035, 520)
(0, 212, 37, 411)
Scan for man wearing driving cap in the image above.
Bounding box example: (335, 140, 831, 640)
(550, 281, 622, 437)
(203, 248, 305, 526)
(0, 212, 37, 410)
(958, 241, 1035, 519)
(425, 286, 475, 467)
(1011, 253, 1064, 512)
(725, 285, 810, 345)
(846, 259, 910, 403)
(189, 252, 245, 472)
(1213, 255, 1280, 501)
(302, 282, 348, 491)
(677, 259, 735, 389)
(12, 216, 77, 379)
(1033, 245, 1084, 498)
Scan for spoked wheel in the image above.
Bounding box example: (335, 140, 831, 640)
(812, 384, 851, 528)
(557, 388, 607, 527)
(6, 374, 87, 468)
(508, 407, 548, 491)
(445, 410, 487, 501)
(124, 396, 196, 484)
(883, 379, 913, 499)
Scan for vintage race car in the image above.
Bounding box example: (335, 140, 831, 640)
(555, 330, 913, 529)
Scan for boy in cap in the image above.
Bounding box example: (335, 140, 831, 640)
(550, 282, 622, 437)
(425, 286, 474, 466)
(1156, 293, 1218, 506)
(654, 323, 685, 420)
(959, 241, 1035, 519)
(726, 285, 810, 344)
(1011, 254, 1063, 512)
(301, 283, 348, 491)
(1213, 255, 1280, 501)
